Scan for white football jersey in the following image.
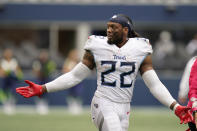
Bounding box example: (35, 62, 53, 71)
(84, 35, 153, 103)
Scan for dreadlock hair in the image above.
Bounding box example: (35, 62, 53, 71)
(118, 14, 141, 38)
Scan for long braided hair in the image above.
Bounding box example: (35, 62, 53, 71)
(118, 14, 141, 38)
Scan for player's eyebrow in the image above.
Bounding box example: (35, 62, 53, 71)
(107, 23, 117, 28)
(107, 23, 112, 26)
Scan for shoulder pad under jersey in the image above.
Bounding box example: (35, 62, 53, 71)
(84, 35, 106, 51)
(133, 37, 152, 54)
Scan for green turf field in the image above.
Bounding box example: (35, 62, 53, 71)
(0, 106, 189, 131)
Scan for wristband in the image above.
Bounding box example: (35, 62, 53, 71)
(173, 103, 180, 111)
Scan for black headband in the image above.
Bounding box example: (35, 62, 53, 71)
(109, 15, 133, 33)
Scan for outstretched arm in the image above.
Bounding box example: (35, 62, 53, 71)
(139, 55, 176, 109)
(140, 55, 192, 124)
(16, 50, 95, 97)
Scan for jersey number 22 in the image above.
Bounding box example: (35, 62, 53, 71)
(101, 60, 136, 88)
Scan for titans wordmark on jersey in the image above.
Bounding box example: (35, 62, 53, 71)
(84, 35, 153, 103)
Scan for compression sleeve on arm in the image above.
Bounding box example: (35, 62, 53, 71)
(142, 69, 175, 108)
(45, 62, 91, 92)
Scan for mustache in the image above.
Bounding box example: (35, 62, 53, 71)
(107, 32, 119, 36)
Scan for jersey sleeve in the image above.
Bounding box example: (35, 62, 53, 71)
(84, 35, 95, 51)
(137, 38, 153, 55)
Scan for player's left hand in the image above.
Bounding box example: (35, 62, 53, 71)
(175, 105, 193, 124)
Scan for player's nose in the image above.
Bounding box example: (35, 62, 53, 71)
(107, 26, 113, 33)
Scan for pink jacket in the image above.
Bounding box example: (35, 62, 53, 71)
(188, 58, 197, 113)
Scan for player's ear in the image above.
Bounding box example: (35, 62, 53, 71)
(123, 27, 129, 36)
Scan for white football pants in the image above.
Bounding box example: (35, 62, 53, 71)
(91, 96, 130, 131)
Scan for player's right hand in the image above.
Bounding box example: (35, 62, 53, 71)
(16, 80, 43, 98)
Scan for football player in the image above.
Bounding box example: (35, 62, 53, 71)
(16, 14, 192, 131)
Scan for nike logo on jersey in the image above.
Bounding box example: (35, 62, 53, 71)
(113, 55, 126, 60)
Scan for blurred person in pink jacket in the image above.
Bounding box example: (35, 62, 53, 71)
(187, 57, 197, 131)
(178, 56, 197, 130)
(178, 57, 197, 104)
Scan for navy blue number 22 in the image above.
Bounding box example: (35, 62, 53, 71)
(101, 61, 135, 88)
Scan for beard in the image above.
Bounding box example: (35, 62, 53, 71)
(107, 32, 124, 45)
(107, 39, 113, 44)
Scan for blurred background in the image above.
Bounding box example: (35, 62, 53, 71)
(0, 0, 197, 131)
